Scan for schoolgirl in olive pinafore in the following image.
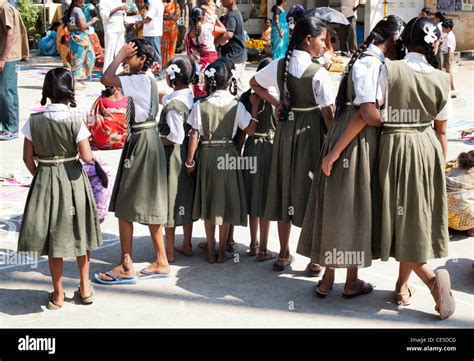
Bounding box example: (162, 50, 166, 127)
(17, 113, 102, 257)
(109, 77, 168, 225)
(243, 100, 277, 217)
(264, 60, 325, 227)
(378, 59, 450, 262)
(192, 99, 248, 226)
(158, 98, 196, 227)
(297, 50, 383, 268)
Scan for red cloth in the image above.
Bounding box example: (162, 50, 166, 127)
(87, 95, 128, 150)
(186, 31, 218, 98)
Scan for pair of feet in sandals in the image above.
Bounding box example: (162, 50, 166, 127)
(95, 260, 171, 284)
(395, 269, 455, 320)
(315, 276, 374, 299)
(47, 282, 94, 310)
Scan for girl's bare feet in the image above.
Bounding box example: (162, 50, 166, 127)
(166, 249, 176, 263)
(217, 251, 234, 263)
(175, 244, 193, 257)
(208, 249, 217, 264)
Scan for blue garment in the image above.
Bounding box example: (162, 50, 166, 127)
(38, 30, 59, 56)
(0, 61, 20, 133)
(271, 7, 289, 59)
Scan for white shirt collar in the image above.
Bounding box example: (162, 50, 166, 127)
(45, 103, 71, 112)
(367, 44, 385, 61)
(402, 52, 434, 73)
(162, 88, 194, 109)
(292, 49, 312, 63)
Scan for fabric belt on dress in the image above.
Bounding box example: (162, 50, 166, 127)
(201, 139, 234, 147)
(37, 155, 79, 166)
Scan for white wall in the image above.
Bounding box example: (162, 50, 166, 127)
(364, 0, 424, 36)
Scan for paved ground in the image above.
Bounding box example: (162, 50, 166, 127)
(0, 52, 472, 328)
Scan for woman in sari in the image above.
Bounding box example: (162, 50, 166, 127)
(56, 22, 71, 67)
(66, 0, 97, 87)
(186, 6, 226, 98)
(87, 86, 129, 150)
(161, 0, 180, 68)
(270, 0, 289, 59)
(83, 0, 104, 67)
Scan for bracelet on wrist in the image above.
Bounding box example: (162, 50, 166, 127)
(185, 160, 195, 168)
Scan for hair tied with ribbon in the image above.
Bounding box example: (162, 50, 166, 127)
(204, 67, 216, 78)
(166, 64, 181, 80)
(423, 23, 438, 44)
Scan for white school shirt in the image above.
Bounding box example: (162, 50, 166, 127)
(187, 90, 252, 138)
(161, 88, 194, 144)
(254, 49, 336, 108)
(119, 74, 155, 123)
(352, 43, 387, 106)
(144, 0, 164, 37)
(100, 0, 125, 33)
(441, 31, 456, 53)
(437, 23, 447, 40)
(22, 103, 91, 143)
(190, 23, 216, 52)
(380, 52, 452, 121)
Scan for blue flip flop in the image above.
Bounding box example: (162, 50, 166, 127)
(93, 272, 138, 285)
(138, 268, 170, 280)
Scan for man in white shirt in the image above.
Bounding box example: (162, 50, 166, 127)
(338, 0, 360, 54)
(138, 0, 164, 79)
(100, 0, 128, 71)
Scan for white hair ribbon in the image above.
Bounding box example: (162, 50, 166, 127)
(166, 64, 181, 80)
(204, 67, 216, 78)
(423, 24, 437, 44)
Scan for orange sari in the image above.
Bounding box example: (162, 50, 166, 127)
(161, 1, 180, 68)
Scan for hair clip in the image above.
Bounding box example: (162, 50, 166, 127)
(166, 64, 181, 80)
(204, 67, 216, 78)
(423, 24, 437, 44)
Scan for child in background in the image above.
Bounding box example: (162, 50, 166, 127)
(158, 55, 197, 262)
(186, 58, 259, 263)
(135, 0, 148, 40)
(18, 68, 102, 309)
(441, 19, 456, 97)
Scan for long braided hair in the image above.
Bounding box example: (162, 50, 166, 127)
(190, 7, 205, 50)
(334, 15, 404, 118)
(279, 16, 327, 120)
(401, 17, 441, 69)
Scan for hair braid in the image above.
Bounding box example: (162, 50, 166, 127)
(279, 46, 293, 120)
(424, 42, 439, 68)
